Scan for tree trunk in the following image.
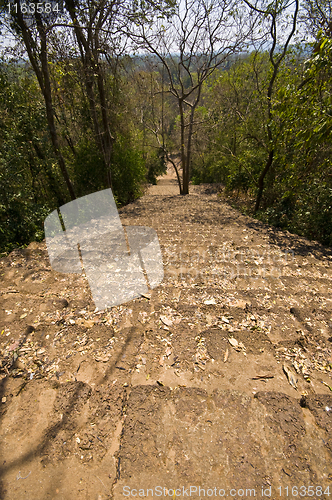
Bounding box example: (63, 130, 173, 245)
(254, 149, 274, 213)
(32, 142, 66, 206)
(39, 43, 76, 201)
(179, 100, 186, 195)
(17, 10, 76, 201)
(66, 0, 114, 189)
(183, 101, 199, 196)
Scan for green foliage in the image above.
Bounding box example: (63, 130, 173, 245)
(0, 197, 49, 253)
(192, 44, 332, 247)
(0, 59, 154, 253)
(72, 140, 107, 198)
(2, 34, 332, 252)
(111, 136, 146, 206)
(293, 182, 332, 246)
(0, 63, 59, 253)
(146, 148, 167, 185)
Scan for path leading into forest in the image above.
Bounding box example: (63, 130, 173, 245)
(0, 169, 332, 499)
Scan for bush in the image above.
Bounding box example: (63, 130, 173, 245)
(0, 198, 49, 254)
(146, 148, 167, 185)
(72, 140, 107, 198)
(111, 136, 146, 205)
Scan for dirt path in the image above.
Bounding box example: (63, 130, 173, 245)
(147, 163, 181, 196)
(1, 173, 332, 499)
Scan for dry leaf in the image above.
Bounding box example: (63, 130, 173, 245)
(160, 315, 173, 327)
(84, 319, 95, 328)
(95, 355, 110, 363)
(224, 348, 229, 363)
(228, 337, 246, 352)
(232, 300, 247, 309)
(228, 338, 238, 348)
(204, 299, 216, 305)
(165, 347, 172, 357)
(322, 381, 332, 392)
(283, 364, 298, 390)
(8, 341, 20, 352)
(206, 313, 215, 325)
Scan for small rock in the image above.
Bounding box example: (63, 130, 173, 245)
(15, 359, 25, 370)
(58, 298, 69, 309)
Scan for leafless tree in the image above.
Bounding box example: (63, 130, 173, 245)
(243, 0, 299, 213)
(128, 0, 255, 195)
(300, 0, 332, 39)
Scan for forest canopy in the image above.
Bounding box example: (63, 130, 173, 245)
(0, 0, 331, 253)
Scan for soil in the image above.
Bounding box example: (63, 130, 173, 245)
(1, 166, 332, 499)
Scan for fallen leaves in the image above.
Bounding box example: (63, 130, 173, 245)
(228, 337, 246, 354)
(275, 342, 331, 381)
(194, 336, 210, 369)
(322, 381, 332, 391)
(229, 299, 248, 309)
(8, 341, 20, 352)
(251, 374, 274, 380)
(160, 315, 173, 327)
(165, 346, 172, 357)
(95, 355, 110, 363)
(204, 298, 216, 305)
(283, 363, 298, 390)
